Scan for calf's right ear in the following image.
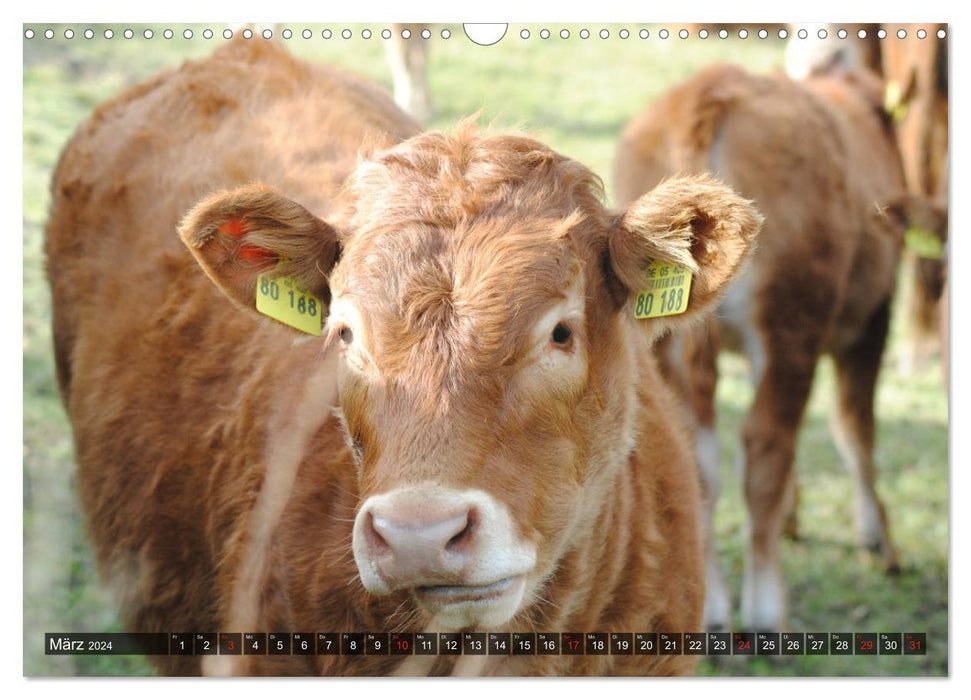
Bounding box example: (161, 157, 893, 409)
(178, 184, 340, 317)
(608, 174, 762, 327)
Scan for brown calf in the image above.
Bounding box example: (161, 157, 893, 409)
(785, 24, 949, 368)
(46, 41, 760, 675)
(883, 26, 949, 368)
(615, 65, 908, 630)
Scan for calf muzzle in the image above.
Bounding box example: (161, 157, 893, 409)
(352, 485, 536, 628)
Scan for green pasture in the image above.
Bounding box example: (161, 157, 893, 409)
(22, 23, 948, 677)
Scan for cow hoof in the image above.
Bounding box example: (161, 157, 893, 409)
(741, 565, 786, 631)
(861, 537, 900, 574)
(703, 578, 732, 631)
(855, 502, 891, 554)
(881, 547, 901, 574)
(703, 598, 732, 632)
(740, 593, 786, 632)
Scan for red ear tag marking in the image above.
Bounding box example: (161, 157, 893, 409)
(218, 218, 247, 237)
(238, 244, 278, 263)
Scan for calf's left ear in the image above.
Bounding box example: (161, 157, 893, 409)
(609, 174, 762, 323)
(178, 183, 340, 317)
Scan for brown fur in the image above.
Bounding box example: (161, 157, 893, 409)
(615, 64, 911, 629)
(882, 25, 949, 361)
(785, 24, 949, 365)
(46, 41, 759, 675)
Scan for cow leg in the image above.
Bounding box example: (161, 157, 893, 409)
(385, 24, 432, 121)
(781, 474, 800, 540)
(740, 341, 818, 631)
(684, 318, 732, 631)
(660, 317, 732, 630)
(830, 300, 899, 570)
(697, 423, 732, 630)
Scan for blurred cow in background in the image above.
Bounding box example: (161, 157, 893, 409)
(786, 23, 949, 372)
(615, 64, 923, 631)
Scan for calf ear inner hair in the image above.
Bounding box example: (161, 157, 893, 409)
(600, 245, 629, 308)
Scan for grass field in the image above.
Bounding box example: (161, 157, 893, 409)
(22, 23, 948, 677)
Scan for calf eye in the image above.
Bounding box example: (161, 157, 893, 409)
(338, 326, 354, 345)
(551, 323, 573, 347)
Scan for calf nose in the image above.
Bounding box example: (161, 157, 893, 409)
(360, 497, 477, 587)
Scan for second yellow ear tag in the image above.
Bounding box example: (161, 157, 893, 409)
(884, 80, 909, 123)
(255, 273, 323, 335)
(634, 262, 693, 319)
(904, 227, 945, 260)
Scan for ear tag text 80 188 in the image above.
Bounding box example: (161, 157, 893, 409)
(634, 261, 693, 319)
(255, 270, 323, 336)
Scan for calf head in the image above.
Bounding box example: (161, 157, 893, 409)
(179, 127, 760, 630)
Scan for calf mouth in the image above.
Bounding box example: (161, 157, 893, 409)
(411, 575, 528, 628)
(415, 576, 517, 604)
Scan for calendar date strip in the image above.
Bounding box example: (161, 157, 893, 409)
(46, 631, 927, 656)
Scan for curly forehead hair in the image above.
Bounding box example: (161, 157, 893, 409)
(337, 121, 608, 236)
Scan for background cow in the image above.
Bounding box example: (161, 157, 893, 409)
(45, 39, 760, 675)
(785, 23, 949, 372)
(615, 64, 914, 630)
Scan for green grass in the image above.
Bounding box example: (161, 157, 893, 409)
(696, 346, 947, 677)
(23, 23, 947, 677)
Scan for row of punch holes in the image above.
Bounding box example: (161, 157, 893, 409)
(24, 26, 947, 42)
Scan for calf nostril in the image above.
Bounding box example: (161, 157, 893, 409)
(365, 511, 392, 557)
(445, 507, 476, 552)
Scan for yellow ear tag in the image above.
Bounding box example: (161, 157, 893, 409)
(634, 262, 693, 319)
(255, 271, 323, 335)
(904, 227, 945, 260)
(884, 80, 909, 123)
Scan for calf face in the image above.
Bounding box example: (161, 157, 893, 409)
(179, 128, 760, 632)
